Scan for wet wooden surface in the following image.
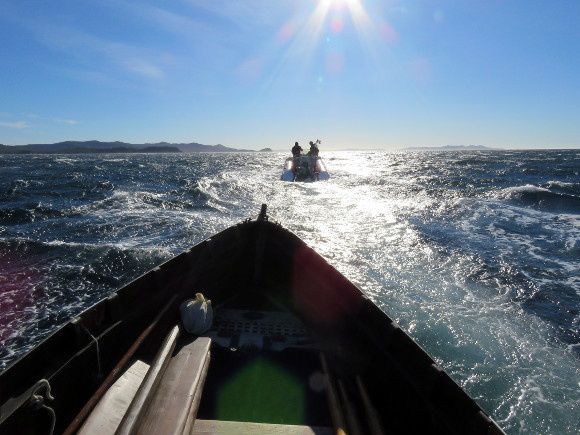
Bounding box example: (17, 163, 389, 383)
(193, 419, 333, 434)
(78, 360, 149, 435)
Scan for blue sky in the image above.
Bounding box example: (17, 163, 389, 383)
(1, 0, 579, 149)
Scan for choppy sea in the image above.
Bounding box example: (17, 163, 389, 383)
(0, 150, 578, 433)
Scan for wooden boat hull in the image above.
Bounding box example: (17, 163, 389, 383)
(0, 210, 504, 434)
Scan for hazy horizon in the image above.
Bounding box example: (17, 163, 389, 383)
(1, 1, 579, 150)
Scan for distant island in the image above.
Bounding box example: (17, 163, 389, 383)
(259, 148, 273, 152)
(0, 140, 253, 154)
(405, 145, 496, 151)
(0, 145, 181, 154)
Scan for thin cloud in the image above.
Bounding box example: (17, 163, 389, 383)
(49, 65, 120, 87)
(138, 4, 213, 37)
(0, 121, 29, 129)
(97, 1, 232, 59)
(182, 0, 298, 32)
(53, 118, 79, 125)
(236, 57, 264, 81)
(30, 22, 168, 81)
(120, 57, 164, 79)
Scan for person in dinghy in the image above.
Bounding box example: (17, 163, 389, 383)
(281, 139, 329, 182)
(306, 139, 321, 179)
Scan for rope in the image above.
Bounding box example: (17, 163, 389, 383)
(0, 379, 54, 425)
(30, 391, 56, 435)
(81, 324, 103, 380)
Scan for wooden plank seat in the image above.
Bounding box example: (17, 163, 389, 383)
(81, 326, 211, 435)
(79, 360, 150, 435)
(193, 419, 334, 434)
(117, 326, 181, 434)
(136, 335, 211, 434)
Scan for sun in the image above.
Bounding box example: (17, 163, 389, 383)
(321, 0, 360, 8)
(312, 0, 366, 30)
(316, 0, 368, 29)
(284, 0, 373, 66)
(261, 0, 378, 86)
(315, 0, 372, 41)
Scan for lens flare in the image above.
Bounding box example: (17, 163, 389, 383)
(264, 0, 397, 89)
(330, 17, 344, 34)
(326, 52, 345, 73)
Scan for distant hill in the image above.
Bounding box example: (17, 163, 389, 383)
(405, 145, 496, 151)
(146, 142, 254, 153)
(0, 140, 252, 154)
(259, 148, 273, 152)
(40, 146, 181, 154)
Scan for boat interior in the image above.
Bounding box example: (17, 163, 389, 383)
(76, 290, 340, 434)
(0, 212, 504, 434)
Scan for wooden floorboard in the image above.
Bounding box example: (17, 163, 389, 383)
(193, 419, 333, 435)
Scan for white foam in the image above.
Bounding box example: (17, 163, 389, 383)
(546, 180, 577, 188)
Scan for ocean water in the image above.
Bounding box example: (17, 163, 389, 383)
(0, 150, 578, 433)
